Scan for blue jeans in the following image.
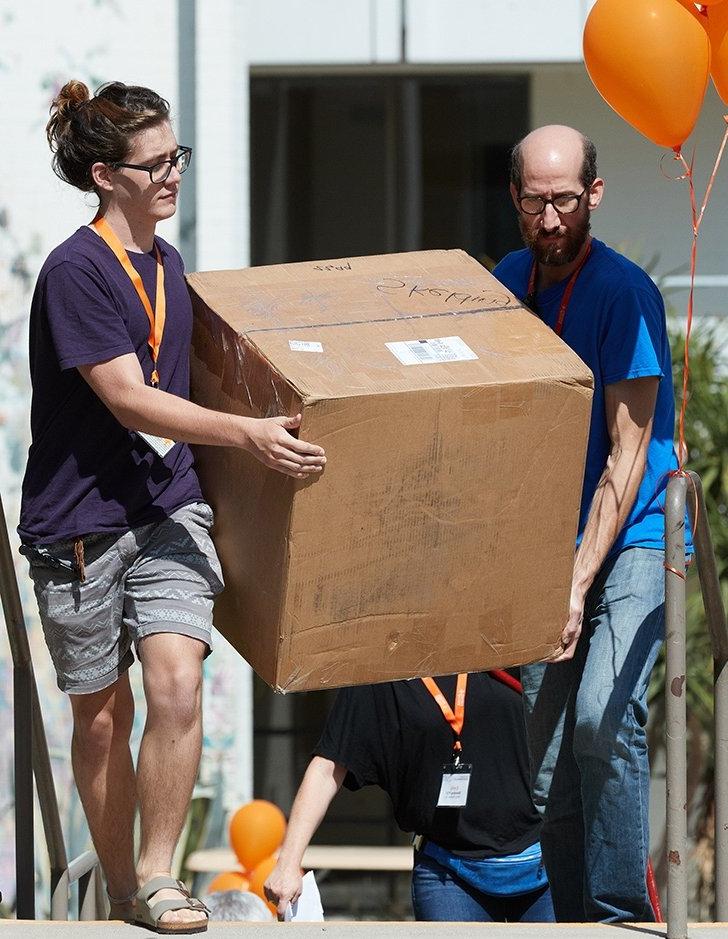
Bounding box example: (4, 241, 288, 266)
(412, 851, 555, 922)
(521, 547, 665, 923)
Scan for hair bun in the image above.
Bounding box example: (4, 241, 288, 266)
(47, 80, 90, 154)
(53, 80, 91, 115)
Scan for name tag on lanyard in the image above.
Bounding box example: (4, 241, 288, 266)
(90, 217, 177, 458)
(422, 674, 473, 809)
(136, 431, 176, 459)
(437, 761, 472, 808)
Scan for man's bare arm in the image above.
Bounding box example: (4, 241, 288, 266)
(552, 375, 659, 662)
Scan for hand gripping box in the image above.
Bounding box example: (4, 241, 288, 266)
(187, 249, 593, 692)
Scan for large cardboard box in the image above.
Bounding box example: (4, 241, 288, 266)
(187, 249, 593, 692)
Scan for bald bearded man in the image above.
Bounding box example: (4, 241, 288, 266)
(493, 126, 684, 923)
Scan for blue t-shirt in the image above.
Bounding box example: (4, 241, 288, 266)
(493, 238, 678, 556)
(19, 226, 202, 544)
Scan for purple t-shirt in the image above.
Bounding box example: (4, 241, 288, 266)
(19, 226, 202, 544)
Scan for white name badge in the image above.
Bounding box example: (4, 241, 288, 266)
(137, 431, 176, 459)
(437, 763, 472, 808)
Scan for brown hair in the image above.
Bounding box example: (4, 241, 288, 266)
(46, 80, 171, 192)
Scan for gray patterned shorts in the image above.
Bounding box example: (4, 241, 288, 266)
(23, 502, 224, 695)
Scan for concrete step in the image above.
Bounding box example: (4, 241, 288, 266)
(2, 921, 728, 938)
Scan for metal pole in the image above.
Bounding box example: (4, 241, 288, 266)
(384, 80, 399, 253)
(50, 868, 69, 921)
(177, 0, 197, 271)
(12, 667, 34, 918)
(1, 491, 79, 921)
(78, 868, 92, 921)
(94, 862, 108, 920)
(399, 78, 422, 251)
(1, 492, 102, 921)
(30, 678, 69, 880)
(400, 0, 407, 63)
(665, 474, 688, 939)
(55, 851, 100, 921)
(714, 656, 728, 923)
(686, 471, 728, 921)
(0, 494, 36, 918)
(78, 867, 97, 921)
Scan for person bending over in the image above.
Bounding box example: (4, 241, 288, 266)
(265, 672, 553, 923)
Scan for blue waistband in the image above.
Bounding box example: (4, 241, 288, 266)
(420, 839, 548, 897)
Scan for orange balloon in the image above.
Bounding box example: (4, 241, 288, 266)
(229, 800, 286, 871)
(247, 855, 278, 915)
(583, 0, 710, 148)
(707, 2, 728, 103)
(206, 870, 250, 894)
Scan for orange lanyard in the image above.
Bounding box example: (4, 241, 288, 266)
(91, 216, 165, 387)
(422, 673, 468, 754)
(525, 237, 592, 337)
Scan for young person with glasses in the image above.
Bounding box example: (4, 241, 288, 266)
(493, 125, 683, 923)
(19, 80, 326, 934)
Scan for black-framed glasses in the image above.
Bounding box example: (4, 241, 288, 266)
(518, 188, 587, 216)
(111, 146, 192, 184)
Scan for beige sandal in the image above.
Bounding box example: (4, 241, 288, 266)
(134, 876, 209, 935)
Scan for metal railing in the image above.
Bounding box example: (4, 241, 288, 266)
(665, 471, 728, 938)
(0, 492, 104, 920)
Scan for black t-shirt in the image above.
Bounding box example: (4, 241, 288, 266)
(315, 672, 541, 858)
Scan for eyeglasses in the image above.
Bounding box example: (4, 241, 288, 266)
(517, 188, 587, 216)
(111, 146, 192, 184)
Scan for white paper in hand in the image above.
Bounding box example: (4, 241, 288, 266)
(283, 871, 324, 922)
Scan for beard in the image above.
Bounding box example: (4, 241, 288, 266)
(519, 208, 591, 267)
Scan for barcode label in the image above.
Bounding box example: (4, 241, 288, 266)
(386, 336, 478, 366)
(289, 340, 324, 353)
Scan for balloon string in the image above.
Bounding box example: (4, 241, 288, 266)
(672, 118, 728, 471)
(674, 149, 696, 471)
(662, 468, 700, 569)
(696, 116, 728, 229)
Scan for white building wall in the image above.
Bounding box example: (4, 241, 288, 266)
(245, 0, 400, 64)
(406, 0, 588, 63)
(195, 2, 249, 270)
(2, 0, 180, 259)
